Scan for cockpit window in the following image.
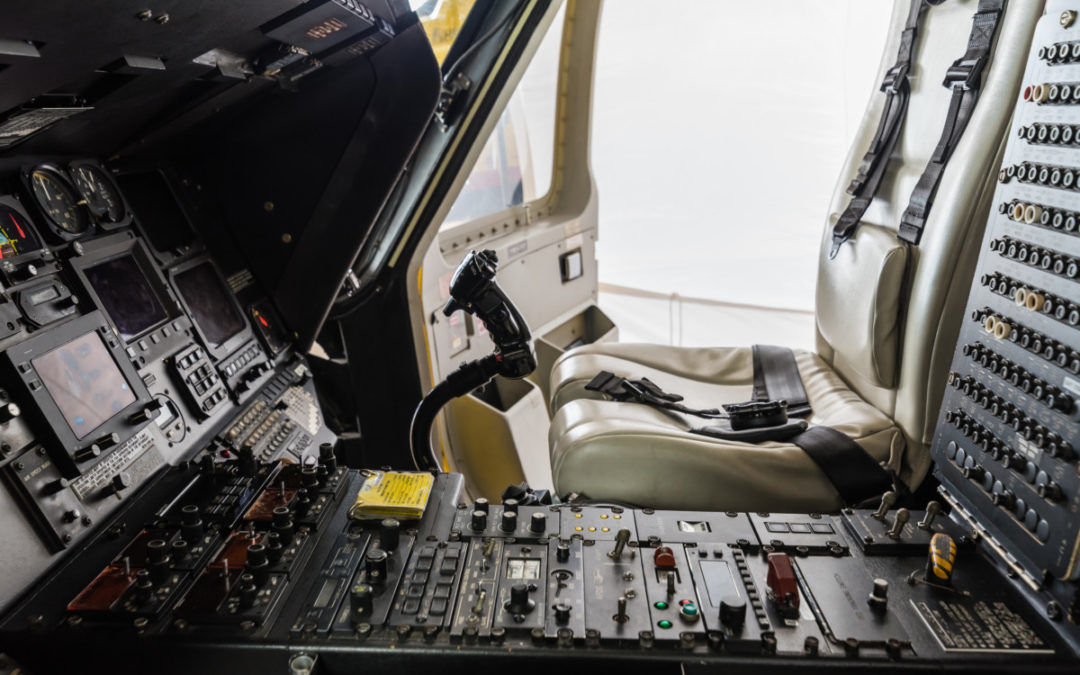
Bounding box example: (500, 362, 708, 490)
(413, 0, 480, 65)
(439, 4, 565, 231)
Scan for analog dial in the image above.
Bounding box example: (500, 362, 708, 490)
(72, 164, 125, 223)
(30, 167, 88, 234)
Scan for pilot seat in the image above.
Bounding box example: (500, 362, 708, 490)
(547, 0, 1042, 512)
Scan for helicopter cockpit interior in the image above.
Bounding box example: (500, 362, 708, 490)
(0, 0, 1078, 673)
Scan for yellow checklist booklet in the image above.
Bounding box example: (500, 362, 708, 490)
(348, 470, 434, 521)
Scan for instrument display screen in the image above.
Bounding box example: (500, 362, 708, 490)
(83, 254, 169, 341)
(174, 261, 245, 350)
(32, 331, 136, 439)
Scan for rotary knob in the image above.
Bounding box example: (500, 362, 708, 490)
(470, 510, 487, 531)
(719, 595, 746, 631)
(501, 510, 517, 533)
(530, 512, 547, 534)
(380, 518, 400, 550)
(365, 549, 388, 584)
(504, 583, 535, 615)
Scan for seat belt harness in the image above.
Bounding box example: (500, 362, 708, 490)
(897, 0, 1005, 246)
(830, 0, 935, 258)
(586, 346, 895, 506)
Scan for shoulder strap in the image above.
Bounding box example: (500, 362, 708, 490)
(897, 0, 1005, 246)
(752, 345, 811, 418)
(830, 0, 933, 258)
(789, 426, 894, 505)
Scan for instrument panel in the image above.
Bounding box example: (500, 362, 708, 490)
(0, 153, 318, 594)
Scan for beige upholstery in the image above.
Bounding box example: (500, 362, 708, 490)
(547, 0, 1044, 511)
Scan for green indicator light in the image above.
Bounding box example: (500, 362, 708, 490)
(657, 620, 673, 629)
(654, 601, 669, 610)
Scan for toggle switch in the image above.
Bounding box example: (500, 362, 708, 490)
(872, 491, 896, 520)
(608, 529, 631, 560)
(614, 596, 629, 624)
(886, 508, 909, 539)
(917, 501, 941, 530)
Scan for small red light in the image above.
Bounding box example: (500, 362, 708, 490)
(259, 315, 269, 327)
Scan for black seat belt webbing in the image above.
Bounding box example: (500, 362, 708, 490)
(789, 426, 894, 505)
(897, 0, 1005, 246)
(830, 0, 932, 258)
(751, 344, 811, 418)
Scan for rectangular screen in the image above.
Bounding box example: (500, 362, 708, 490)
(83, 254, 168, 341)
(174, 261, 246, 349)
(116, 171, 196, 254)
(32, 331, 137, 439)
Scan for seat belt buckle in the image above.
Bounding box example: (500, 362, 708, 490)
(724, 400, 789, 431)
(880, 62, 910, 94)
(942, 54, 986, 91)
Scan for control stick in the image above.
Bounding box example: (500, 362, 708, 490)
(409, 250, 537, 471)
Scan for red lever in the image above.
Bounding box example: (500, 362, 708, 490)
(766, 552, 800, 622)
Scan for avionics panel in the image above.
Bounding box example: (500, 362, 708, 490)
(68, 234, 193, 368)
(0, 311, 154, 466)
(169, 256, 251, 362)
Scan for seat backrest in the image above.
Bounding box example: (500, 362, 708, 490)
(814, 0, 1043, 477)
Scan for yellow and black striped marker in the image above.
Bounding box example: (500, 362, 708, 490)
(926, 532, 957, 585)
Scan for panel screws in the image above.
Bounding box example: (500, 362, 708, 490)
(155, 13, 170, 24)
(1062, 10, 1076, 28)
(136, 9, 152, 20)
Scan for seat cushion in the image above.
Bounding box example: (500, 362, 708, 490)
(549, 344, 912, 512)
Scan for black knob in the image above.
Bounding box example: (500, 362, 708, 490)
(556, 542, 570, 562)
(180, 504, 203, 543)
(503, 498, 519, 514)
(294, 488, 312, 517)
(111, 472, 132, 493)
(128, 403, 162, 425)
(265, 532, 284, 565)
(73, 445, 101, 463)
(272, 506, 294, 545)
(350, 582, 374, 622)
(46, 477, 71, 495)
(501, 510, 517, 533)
(146, 538, 169, 564)
(318, 442, 337, 473)
(301, 465, 319, 490)
(133, 569, 154, 604)
(504, 583, 535, 614)
(238, 573, 257, 609)
(0, 402, 20, 423)
(719, 595, 746, 631)
(1038, 481, 1064, 502)
(246, 543, 270, 585)
(61, 507, 81, 523)
(380, 518, 400, 550)
(238, 446, 256, 476)
(365, 549, 388, 584)
(95, 432, 120, 450)
(961, 465, 985, 481)
(471, 510, 487, 531)
(170, 538, 190, 563)
(554, 602, 572, 624)
(530, 512, 547, 534)
(473, 497, 489, 513)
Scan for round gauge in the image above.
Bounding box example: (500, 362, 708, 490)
(72, 164, 125, 223)
(0, 204, 42, 258)
(29, 167, 89, 235)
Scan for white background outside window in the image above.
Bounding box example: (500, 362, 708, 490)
(592, 0, 894, 349)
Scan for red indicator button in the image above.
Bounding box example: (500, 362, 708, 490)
(653, 546, 676, 569)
